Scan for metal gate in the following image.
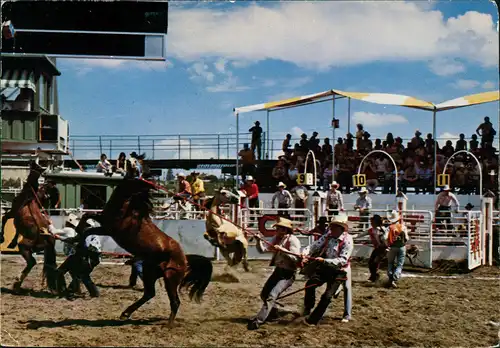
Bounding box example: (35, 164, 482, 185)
(467, 211, 482, 270)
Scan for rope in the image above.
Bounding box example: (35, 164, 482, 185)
(67, 151, 84, 172)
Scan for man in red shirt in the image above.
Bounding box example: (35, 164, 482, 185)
(241, 176, 259, 226)
(176, 172, 192, 200)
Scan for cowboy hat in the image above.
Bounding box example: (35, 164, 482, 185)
(385, 210, 400, 224)
(358, 187, 368, 194)
(129, 151, 139, 158)
(330, 181, 340, 188)
(329, 214, 349, 231)
(86, 219, 98, 228)
(442, 185, 451, 191)
(277, 182, 286, 188)
(66, 213, 80, 227)
(191, 171, 200, 175)
(272, 217, 294, 231)
(177, 172, 186, 178)
(245, 175, 254, 181)
(465, 203, 475, 210)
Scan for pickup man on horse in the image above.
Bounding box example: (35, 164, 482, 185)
(301, 214, 354, 325)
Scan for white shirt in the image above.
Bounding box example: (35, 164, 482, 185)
(375, 158, 389, 172)
(435, 192, 460, 210)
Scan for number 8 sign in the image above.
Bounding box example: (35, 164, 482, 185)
(352, 174, 367, 187)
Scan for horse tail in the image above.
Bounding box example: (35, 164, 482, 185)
(180, 254, 213, 303)
(43, 239, 58, 292)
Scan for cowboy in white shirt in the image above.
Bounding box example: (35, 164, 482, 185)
(272, 182, 293, 217)
(326, 181, 344, 216)
(248, 218, 301, 330)
(301, 214, 354, 325)
(434, 185, 460, 232)
(354, 187, 372, 231)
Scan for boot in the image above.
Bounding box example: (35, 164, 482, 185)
(306, 296, 331, 325)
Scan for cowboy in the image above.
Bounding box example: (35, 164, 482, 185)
(176, 172, 192, 200)
(353, 214, 388, 282)
(434, 185, 460, 232)
(301, 214, 354, 325)
(272, 182, 293, 217)
(191, 171, 205, 209)
(241, 176, 259, 226)
(354, 187, 372, 231)
(326, 181, 344, 217)
(248, 218, 301, 330)
(384, 210, 409, 288)
(291, 182, 309, 216)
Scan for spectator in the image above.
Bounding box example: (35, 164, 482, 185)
(249, 121, 263, 160)
(115, 152, 126, 174)
(322, 163, 334, 191)
(176, 173, 192, 200)
(354, 187, 372, 231)
(190, 171, 205, 208)
(97, 153, 112, 174)
(291, 183, 309, 215)
(410, 130, 424, 149)
(355, 124, 364, 149)
(442, 140, 455, 158)
(401, 163, 418, 194)
(374, 138, 382, 150)
(456, 134, 467, 152)
(239, 143, 256, 181)
(272, 157, 288, 184)
(326, 181, 344, 216)
(272, 182, 293, 217)
(476, 116, 496, 148)
(282, 134, 292, 157)
(469, 134, 479, 151)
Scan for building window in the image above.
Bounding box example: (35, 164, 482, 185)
(38, 75, 47, 111)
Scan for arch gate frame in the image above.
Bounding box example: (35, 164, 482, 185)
(357, 149, 399, 194)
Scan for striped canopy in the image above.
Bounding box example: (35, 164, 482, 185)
(1, 69, 36, 91)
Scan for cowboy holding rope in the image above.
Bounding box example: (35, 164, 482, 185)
(301, 214, 354, 325)
(248, 217, 301, 330)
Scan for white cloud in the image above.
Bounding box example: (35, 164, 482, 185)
(353, 111, 409, 128)
(437, 132, 460, 147)
(214, 58, 227, 73)
(206, 73, 250, 93)
(427, 58, 466, 76)
(168, 2, 498, 72)
(188, 62, 215, 82)
(65, 59, 173, 75)
(482, 80, 496, 89)
(451, 79, 481, 89)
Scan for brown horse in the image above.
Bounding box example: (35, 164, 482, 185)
(75, 177, 213, 326)
(0, 162, 58, 293)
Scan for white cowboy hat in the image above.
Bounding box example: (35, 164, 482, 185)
(358, 187, 368, 194)
(246, 175, 254, 181)
(272, 217, 294, 231)
(329, 214, 349, 231)
(86, 219, 98, 228)
(66, 213, 80, 227)
(277, 182, 286, 188)
(177, 172, 186, 178)
(330, 181, 340, 188)
(442, 185, 451, 191)
(385, 210, 400, 224)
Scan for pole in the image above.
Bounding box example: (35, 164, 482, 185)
(332, 96, 336, 185)
(432, 109, 437, 196)
(347, 97, 351, 135)
(235, 112, 240, 189)
(266, 110, 270, 159)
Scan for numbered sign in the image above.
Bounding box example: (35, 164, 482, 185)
(437, 174, 450, 187)
(352, 174, 366, 187)
(296, 173, 305, 185)
(296, 173, 314, 185)
(304, 173, 314, 185)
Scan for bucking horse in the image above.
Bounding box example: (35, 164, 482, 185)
(0, 161, 58, 293)
(75, 176, 213, 326)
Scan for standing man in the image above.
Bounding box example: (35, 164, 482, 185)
(434, 185, 460, 233)
(241, 176, 259, 227)
(249, 121, 263, 160)
(301, 214, 354, 325)
(354, 187, 372, 231)
(238, 143, 256, 182)
(248, 218, 301, 330)
(291, 183, 309, 216)
(326, 181, 344, 216)
(191, 171, 205, 209)
(384, 210, 409, 288)
(353, 214, 388, 282)
(46, 180, 61, 216)
(272, 182, 293, 217)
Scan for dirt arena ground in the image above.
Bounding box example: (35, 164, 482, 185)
(1, 256, 499, 347)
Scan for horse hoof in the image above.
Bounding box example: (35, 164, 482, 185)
(12, 281, 22, 292)
(119, 313, 131, 321)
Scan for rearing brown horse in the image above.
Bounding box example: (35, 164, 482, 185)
(0, 162, 58, 293)
(75, 176, 213, 326)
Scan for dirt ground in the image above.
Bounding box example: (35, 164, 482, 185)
(1, 256, 499, 347)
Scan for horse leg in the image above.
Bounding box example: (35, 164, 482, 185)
(13, 246, 37, 292)
(162, 266, 183, 327)
(241, 245, 250, 272)
(120, 263, 158, 320)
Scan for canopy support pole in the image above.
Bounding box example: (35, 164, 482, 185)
(498, 110, 500, 197)
(236, 112, 240, 188)
(332, 96, 336, 185)
(266, 110, 270, 159)
(347, 97, 351, 135)
(432, 109, 437, 196)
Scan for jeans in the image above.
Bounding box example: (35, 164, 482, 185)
(129, 260, 144, 286)
(304, 267, 351, 324)
(387, 246, 406, 282)
(254, 267, 295, 325)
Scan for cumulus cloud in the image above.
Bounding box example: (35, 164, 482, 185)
(168, 2, 498, 72)
(451, 79, 481, 89)
(353, 111, 409, 127)
(438, 132, 460, 147)
(188, 62, 215, 82)
(427, 58, 466, 76)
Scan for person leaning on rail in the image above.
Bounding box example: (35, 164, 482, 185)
(247, 217, 301, 330)
(301, 214, 354, 325)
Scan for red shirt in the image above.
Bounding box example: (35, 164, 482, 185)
(241, 183, 259, 200)
(179, 180, 192, 194)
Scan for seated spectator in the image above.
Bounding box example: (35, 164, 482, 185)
(362, 159, 378, 193)
(401, 163, 418, 194)
(322, 164, 334, 191)
(374, 138, 382, 150)
(299, 133, 309, 151)
(456, 134, 467, 151)
(97, 153, 112, 174)
(272, 157, 288, 183)
(470, 134, 479, 151)
(345, 133, 354, 151)
(442, 140, 455, 158)
(385, 133, 395, 148)
(322, 138, 332, 162)
(115, 152, 126, 174)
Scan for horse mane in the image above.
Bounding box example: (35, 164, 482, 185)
(127, 190, 154, 218)
(102, 178, 155, 217)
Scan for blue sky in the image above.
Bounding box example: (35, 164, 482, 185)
(57, 1, 499, 160)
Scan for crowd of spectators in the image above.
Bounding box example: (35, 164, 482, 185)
(265, 117, 498, 195)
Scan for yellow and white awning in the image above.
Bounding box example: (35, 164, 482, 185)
(1, 69, 36, 91)
(234, 90, 334, 114)
(435, 90, 500, 112)
(331, 89, 435, 110)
